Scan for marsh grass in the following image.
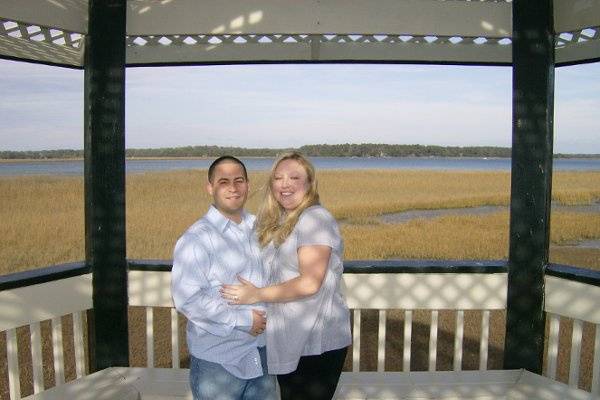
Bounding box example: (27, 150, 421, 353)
(0, 176, 84, 273)
(319, 170, 512, 219)
(342, 211, 600, 261)
(2, 170, 600, 273)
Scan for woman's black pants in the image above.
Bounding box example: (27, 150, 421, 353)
(277, 347, 348, 400)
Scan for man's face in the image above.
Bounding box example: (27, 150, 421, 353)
(206, 161, 249, 221)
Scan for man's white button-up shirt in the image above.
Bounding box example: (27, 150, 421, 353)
(171, 205, 266, 379)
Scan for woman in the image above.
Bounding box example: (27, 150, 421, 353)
(221, 152, 351, 400)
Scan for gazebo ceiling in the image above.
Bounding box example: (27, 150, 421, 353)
(0, 0, 599, 68)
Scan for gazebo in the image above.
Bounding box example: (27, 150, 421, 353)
(1, 1, 600, 399)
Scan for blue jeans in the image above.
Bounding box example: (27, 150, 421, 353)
(189, 347, 277, 400)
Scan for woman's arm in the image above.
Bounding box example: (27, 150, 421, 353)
(221, 244, 331, 305)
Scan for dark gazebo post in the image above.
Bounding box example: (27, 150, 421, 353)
(505, 0, 555, 373)
(84, 0, 129, 371)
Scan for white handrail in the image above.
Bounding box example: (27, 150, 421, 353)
(5, 270, 600, 399)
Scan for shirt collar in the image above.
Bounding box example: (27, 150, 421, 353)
(206, 204, 254, 233)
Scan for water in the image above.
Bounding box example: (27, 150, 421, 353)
(379, 202, 600, 224)
(1, 156, 600, 176)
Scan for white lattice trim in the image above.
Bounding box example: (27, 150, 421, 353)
(126, 33, 513, 48)
(1, 18, 82, 48)
(0, 18, 84, 66)
(556, 26, 600, 48)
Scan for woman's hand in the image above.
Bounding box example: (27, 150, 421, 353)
(220, 275, 261, 305)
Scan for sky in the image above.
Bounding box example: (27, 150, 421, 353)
(1, 59, 599, 153)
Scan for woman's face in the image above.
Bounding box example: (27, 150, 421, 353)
(272, 159, 310, 212)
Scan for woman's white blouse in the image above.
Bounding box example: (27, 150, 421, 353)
(262, 205, 352, 374)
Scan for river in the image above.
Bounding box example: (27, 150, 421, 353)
(1, 156, 600, 176)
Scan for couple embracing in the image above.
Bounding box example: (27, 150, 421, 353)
(171, 152, 352, 400)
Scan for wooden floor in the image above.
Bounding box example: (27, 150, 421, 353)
(21, 368, 600, 400)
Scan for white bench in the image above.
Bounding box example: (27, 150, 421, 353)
(20, 367, 600, 400)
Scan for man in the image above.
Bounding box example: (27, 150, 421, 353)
(171, 156, 276, 400)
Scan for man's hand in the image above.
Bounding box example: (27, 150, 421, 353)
(249, 309, 266, 336)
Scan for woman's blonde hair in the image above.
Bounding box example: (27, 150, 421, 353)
(256, 152, 320, 247)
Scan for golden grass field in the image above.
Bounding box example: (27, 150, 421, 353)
(0, 170, 600, 274)
(1, 169, 600, 399)
(1, 169, 600, 273)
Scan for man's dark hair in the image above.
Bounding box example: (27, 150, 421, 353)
(208, 155, 248, 183)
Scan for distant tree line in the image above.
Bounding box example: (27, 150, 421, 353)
(298, 144, 514, 157)
(0, 149, 84, 159)
(125, 145, 288, 158)
(0, 144, 597, 160)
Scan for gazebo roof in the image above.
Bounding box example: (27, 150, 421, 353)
(1, 0, 599, 68)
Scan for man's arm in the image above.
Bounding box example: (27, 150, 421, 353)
(171, 232, 258, 337)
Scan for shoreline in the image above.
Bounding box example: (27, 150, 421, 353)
(0, 156, 221, 163)
(2, 155, 600, 163)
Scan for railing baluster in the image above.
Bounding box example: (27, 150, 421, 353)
(569, 319, 583, 388)
(454, 310, 464, 371)
(429, 310, 438, 371)
(377, 309, 386, 372)
(51, 316, 64, 385)
(171, 308, 180, 368)
(593, 323, 600, 394)
(146, 307, 154, 367)
(30, 321, 44, 393)
(546, 313, 560, 379)
(479, 310, 490, 371)
(7, 328, 21, 400)
(73, 311, 86, 378)
(352, 309, 361, 372)
(403, 310, 412, 372)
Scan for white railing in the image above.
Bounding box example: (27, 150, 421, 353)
(342, 273, 506, 373)
(3, 267, 600, 399)
(543, 275, 600, 394)
(129, 270, 180, 368)
(128, 270, 508, 373)
(0, 274, 92, 400)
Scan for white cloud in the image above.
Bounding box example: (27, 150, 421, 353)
(1, 60, 599, 153)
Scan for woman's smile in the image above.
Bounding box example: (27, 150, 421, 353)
(272, 159, 309, 211)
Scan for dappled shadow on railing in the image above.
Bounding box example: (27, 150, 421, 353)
(2, 259, 600, 399)
(542, 263, 600, 393)
(128, 259, 509, 376)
